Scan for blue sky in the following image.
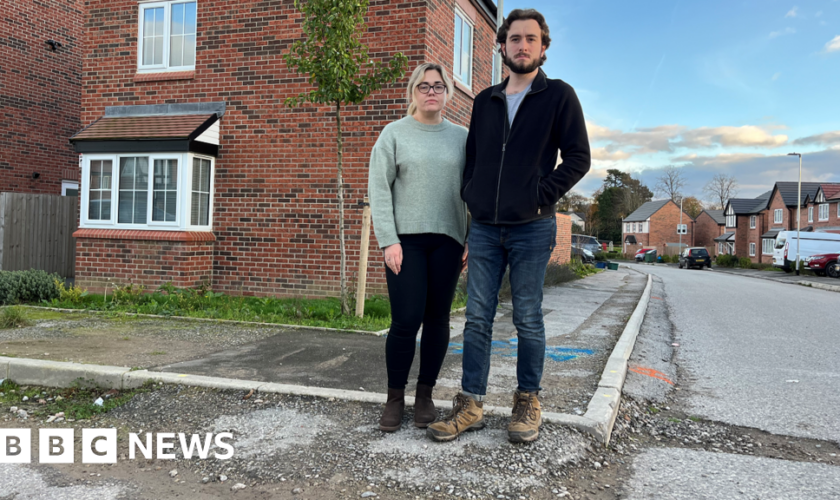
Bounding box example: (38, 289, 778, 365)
(501, 0, 840, 200)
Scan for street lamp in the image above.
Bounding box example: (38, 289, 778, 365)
(787, 152, 802, 275)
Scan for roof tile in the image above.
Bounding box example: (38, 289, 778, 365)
(71, 114, 214, 141)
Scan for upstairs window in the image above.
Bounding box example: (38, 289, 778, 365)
(138, 1, 197, 72)
(774, 209, 783, 224)
(808, 206, 813, 223)
(750, 216, 756, 229)
(453, 8, 473, 88)
(819, 203, 829, 221)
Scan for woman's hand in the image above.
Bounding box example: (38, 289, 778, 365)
(461, 243, 469, 273)
(384, 244, 403, 275)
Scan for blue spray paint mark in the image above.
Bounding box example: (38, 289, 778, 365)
(446, 338, 593, 362)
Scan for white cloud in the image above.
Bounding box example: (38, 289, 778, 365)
(769, 27, 796, 38)
(588, 122, 789, 157)
(793, 131, 840, 146)
(825, 35, 840, 53)
(785, 6, 798, 18)
(591, 148, 633, 161)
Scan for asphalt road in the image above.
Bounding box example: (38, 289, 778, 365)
(623, 263, 840, 499)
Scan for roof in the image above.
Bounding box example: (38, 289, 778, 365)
(820, 184, 840, 201)
(761, 229, 781, 239)
(71, 114, 217, 141)
(714, 232, 735, 242)
(773, 182, 825, 208)
(726, 190, 773, 215)
(623, 199, 670, 222)
(702, 209, 725, 225)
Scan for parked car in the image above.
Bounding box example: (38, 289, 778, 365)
(679, 247, 711, 269)
(572, 234, 601, 254)
(773, 231, 840, 272)
(634, 248, 654, 262)
(805, 253, 840, 278)
(572, 246, 595, 263)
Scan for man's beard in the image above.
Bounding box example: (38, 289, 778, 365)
(504, 51, 542, 74)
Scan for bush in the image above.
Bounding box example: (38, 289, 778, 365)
(715, 255, 736, 268)
(55, 279, 88, 305)
(739, 257, 753, 269)
(594, 251, 607, 262)
(0, 306, 31, 329)
(0, 270, 61, 305)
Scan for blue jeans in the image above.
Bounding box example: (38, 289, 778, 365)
(461, 217, 556, 396)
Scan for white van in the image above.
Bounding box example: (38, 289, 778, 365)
(773, 231, 840, 271)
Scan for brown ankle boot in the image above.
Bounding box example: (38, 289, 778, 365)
(413, 383, 437, 428)
(379, 388, 405, 432)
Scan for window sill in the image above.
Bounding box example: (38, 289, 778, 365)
(454, 80, 476, 100)
(73, 228, 215, 242)
(134, 71, 195, 83)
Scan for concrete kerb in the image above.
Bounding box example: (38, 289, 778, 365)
(2, 273, 653, 445)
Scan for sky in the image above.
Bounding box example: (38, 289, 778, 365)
(501, 0, 840, 201)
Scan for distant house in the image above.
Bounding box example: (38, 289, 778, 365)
(622, 199, 694, 254)
(801, 183, 840, 234)
(562, 212, 586, 232)
(695, 209, 725, 255)
(721, 191, 772, 263)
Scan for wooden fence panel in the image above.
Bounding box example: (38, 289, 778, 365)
(0, 192, 78, 277)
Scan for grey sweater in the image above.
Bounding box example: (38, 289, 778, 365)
(368, 116, 468, 249)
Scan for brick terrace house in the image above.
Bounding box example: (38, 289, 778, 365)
(1, 0, 83, 195)
(721, 191, 771, 263)
(68, 0, 506, 296)
(694, 209, 725, 255)
(801, 183, 840, 234)
(621, 199, 694, 256)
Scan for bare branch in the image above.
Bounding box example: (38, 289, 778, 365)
(703, 173, 739, 210)
(654, 166, 685, 202)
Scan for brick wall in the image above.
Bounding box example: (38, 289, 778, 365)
(75, 237, 214, 293)
(0, 0, 83, 194)
(551, 213, 571, 264)
(77, 0, 497, 298)
(800, 200, 840, 231)
(649, 201, 693, 253)
(694, 212, 724, 254)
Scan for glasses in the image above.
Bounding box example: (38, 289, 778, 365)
(416, 83, 447, 94)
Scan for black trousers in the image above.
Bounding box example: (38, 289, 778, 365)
(385, 233, 464, 390)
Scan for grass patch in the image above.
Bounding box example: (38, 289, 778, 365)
(668, 417, 681, 423)
(648, 406, 661, 414)
(688, 416, 702, 422)
(0, 378, 155, 421)
(0, 306, 32, 329)
(19, 309, 72, 321)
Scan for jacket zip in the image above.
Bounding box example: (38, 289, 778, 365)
(492, 82, 547, 224)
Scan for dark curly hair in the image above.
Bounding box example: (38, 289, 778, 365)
(496, 9, 551, 63)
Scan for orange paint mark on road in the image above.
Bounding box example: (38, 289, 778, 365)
(629, 366, 674, 385)
(651, 296, 663, 300)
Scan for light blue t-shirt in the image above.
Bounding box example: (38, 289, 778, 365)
(506, 82, 533, 127)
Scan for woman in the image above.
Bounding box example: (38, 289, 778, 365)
(368, 63, 469, 432)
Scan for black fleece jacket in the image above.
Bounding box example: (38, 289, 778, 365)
(461, 69, 591, 225)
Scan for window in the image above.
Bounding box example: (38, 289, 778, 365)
(718, 242, 723, 254)
(749, 242, 756, 256)
(81, 153, 213, 230)
(61, 181, 79, 197)
(774, 209, 783, 224)
(725, 206, 735, 228)
(138, 1, 197, 72)
(750, 216, 756, 229)
(808, 206, 813, 223)
(819, 203, 829, 221)
(453, 8, 473, 87)
(762, 239, 774, 255)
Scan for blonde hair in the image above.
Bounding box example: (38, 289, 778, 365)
(406, 63, 454, 116)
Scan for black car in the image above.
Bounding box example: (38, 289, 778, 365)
(679, 247, 711, 269)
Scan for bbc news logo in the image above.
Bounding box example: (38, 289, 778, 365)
(1, 429, 234, 464)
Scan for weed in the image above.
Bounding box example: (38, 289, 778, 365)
(688, 416, 702, 422)
(54, 279, 88, 305)
(0, 306, 31, 329)
(668, 417, 681, 423)
(648, 406, 661, 414)
(149, 351, 167, 356)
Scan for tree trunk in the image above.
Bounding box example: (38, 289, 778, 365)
(336, 101, 349, 315)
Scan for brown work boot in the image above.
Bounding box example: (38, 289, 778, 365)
(379, 388, 405, 432)
(413, 383, 437, 428)
(508, 391, 541, 443)
(426, 393, 485, 442)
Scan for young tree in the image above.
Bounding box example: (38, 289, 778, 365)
(703, 173, 739, 210)
(655, 166, 685, 202)
(681, 196, 704, 219)
(285, 0, 408, 314)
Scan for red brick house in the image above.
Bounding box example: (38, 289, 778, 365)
(800, 183, 840, 234)
(1, 0, 83, 195)
(68, 0, 501, 296)
(694, 209, 725, 255)
(622, 199, 694, 256)
(721, 191, 771, 263)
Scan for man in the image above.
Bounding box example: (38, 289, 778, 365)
(427, 8, 590, 443)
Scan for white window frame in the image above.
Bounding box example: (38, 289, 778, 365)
(749, 216, 756, 229)
(762, 238, 774, 255)
(774, 209, 783, 224)
(749, 242, 756, 256)
(725, 205, 736, 228)
(808, 206, 813, 223)
(137, 0, 197, 73)
(452, 6, 474, 89)
(79, 152, 214, 231)
(819, 203, 829, 221)
(61, 181, 79, 196)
